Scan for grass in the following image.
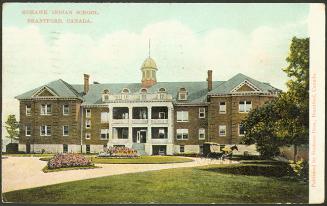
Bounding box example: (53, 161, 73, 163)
(42, 165, 101, 173)
(3, 160, 308, 204)
(90, 156, 193, 164)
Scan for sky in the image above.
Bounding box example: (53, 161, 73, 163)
(2, 3, 310, 144)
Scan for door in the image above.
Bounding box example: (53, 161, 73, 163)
(137, 130, 147, 143)
(26, 144, 31, 154)
(63, 144, 68, 153)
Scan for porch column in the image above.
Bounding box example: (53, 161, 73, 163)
(128, 106, 133, 145)
(167, 105, 174, 144)
(147, 106, 152, 143)
(108, 105, 113, 146)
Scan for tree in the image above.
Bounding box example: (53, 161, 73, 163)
(5, 114, 19, 144)
(241, 37, 309, 159)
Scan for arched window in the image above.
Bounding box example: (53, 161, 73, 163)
(122, 88, 130, 93)
(102, 89, 110, 102)
(140, 88, 147, 93)
(158, 88, 166, 93)
(103, 89, 110, 94)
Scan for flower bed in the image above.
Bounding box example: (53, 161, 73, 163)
(98, 146, 139, 158)
(47, 153, 93, 169)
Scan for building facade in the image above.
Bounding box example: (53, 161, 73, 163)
(16, 56, 280, 155)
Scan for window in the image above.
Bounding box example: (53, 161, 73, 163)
(63, 125, 69, 136)
(63, 144, 68, 153)
(199, 128, 205, 140)
(199, 108, 205, 118)
(26, 105, 31, 116)
(25, 125, 31, 136)
(100, 129, 109, 140)
(219, 102, 226, 114)
(159, 93, 166, 99)
(177, 111, 189, 122)
(86, 145, 90, 153)
(199, 145, 204, 154)
(101, 112, 109, 123)
(63, 105, 69, 115)
(159, 112, 166, 119)
(85, 119, 91, 129)
(239, 124, 245, 136)
(85, 133, 91, 140)
(40, 125, 51, 136)
(178, 88, 188, 100)
(176, 129, 189, 140)
(219, 125, 226, 136)
(239, 101, 252, 113)
(85, 109, 91, 118)
(158, 129, 165, 139)
(180, 145, 185, 153)
(103, 94, 109, 102)
(40, 104, 52, 115)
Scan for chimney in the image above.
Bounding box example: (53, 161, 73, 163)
(84, 74, 90, 94)
(207, 70, 213, 91)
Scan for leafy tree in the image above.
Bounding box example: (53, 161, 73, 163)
(241, 37, 309, 159)
(5, 114, 19, 144)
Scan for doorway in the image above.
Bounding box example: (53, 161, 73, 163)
(137, 130, 147, 143)
(26, 144, 31, 154)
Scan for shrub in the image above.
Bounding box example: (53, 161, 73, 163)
(289, 159, 309, 181)
(98, 146, 139, 158)
(47, 153, 93, 169)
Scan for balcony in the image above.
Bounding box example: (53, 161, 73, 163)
(105, 93, 173, 102)
(151, 119, 168, 124)
(112, 119, 129, 124)
(132, 119, 148, 124)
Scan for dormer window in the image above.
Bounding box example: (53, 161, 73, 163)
(102, 89, 110, 102)
(140, 88, 147, 100)
(121, 88, 130, 100)
(158, 88, 167, 99)
(178, 88, 188, 100)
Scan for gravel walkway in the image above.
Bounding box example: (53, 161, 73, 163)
(2, 156, 237, 193)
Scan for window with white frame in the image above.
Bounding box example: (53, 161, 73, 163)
(26, 105, 31, 116)
(199, 108, 205, 118)
(177, 111, 189, 122)
(219, 102, 226, 114)
(63, 125, 69, 136)
(239, 101, 252, 113)
(40, 125, 51, 136)
(40, 104, 52, 115)
(85, 119, 91, 129)
(180, 145, 185, 153)
(199, 128, 205, 140)
(176, 129, 189, 140)
(63, 105, 69, 115)
(219, 125, 226, 136)
(178, 88, 188, 100)
(25, 125, 31, 136)
(85, 133, 91, 140)
(101, 112, 109, 123)
(239, 124, 245, 136)
(100, 129, 109, 140)
(85, 109, 91, 118)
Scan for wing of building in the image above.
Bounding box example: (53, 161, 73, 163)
(15, 57, 281, 155)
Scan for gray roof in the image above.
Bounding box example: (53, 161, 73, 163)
(15, 79, 82, 100)
(208, 73, 280, 95)
(16, 73, 280, 104)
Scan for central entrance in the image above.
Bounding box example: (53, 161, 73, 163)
(137, 130, 147, 143)
(133, 127, 147, 143)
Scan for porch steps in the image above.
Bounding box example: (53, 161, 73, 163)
(132, 143, 147, 156)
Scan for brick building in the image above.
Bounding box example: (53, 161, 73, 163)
(15, 56, 280, 155)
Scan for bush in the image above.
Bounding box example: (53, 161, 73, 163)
(47, 153, 93, 169)
(289, 159, 309, 181)
(98, 146, 139, 158)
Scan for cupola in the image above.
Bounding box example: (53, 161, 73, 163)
(141, 40, 158, 88)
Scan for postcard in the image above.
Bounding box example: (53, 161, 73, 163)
(1, 2, 325, 204)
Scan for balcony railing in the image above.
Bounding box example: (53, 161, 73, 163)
(151, 119, 168, 124)
(132, 119, 148, 124)
(151, 139, 170, 144)
(105, 93, 173, 102)
(112, 119, 129, 124)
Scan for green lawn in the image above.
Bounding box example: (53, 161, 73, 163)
(3, 160, 308, 204)
(91, 155, 193, 164)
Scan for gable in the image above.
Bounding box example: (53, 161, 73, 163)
(231, 80, 261, 93)
(32, 86, 58, 98)
(235, 84, 256, 92)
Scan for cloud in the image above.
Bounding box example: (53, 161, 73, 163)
(2, 19, 308, 121)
